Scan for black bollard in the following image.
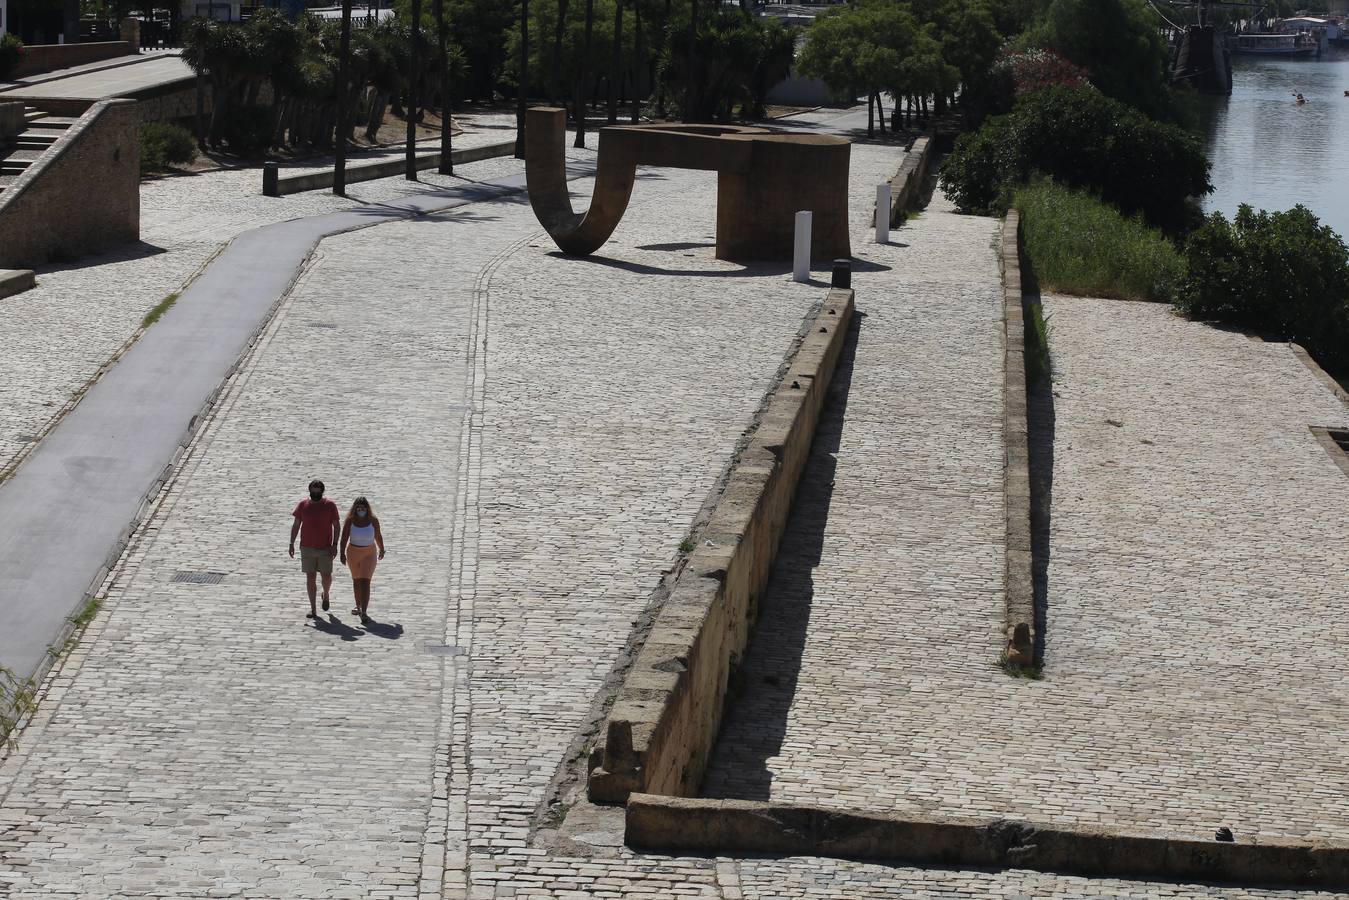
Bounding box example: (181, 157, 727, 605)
(830, 258, 851, 290)
(262, 161, 279, 197)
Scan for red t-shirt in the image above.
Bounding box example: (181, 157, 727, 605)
(293, 498, 340, 549)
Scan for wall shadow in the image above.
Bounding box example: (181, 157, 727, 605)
(700, 314, 861, 800)
(1020, 258, 1055, 663)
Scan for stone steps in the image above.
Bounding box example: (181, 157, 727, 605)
(0, 107, 72, 189)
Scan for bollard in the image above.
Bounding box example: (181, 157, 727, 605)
(831, 258, 851, 289)
(793, 210, 812, 283)
(875, 183, 891, 244)
(262, 161, 280, 197)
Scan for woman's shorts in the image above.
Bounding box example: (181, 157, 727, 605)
(347, 542, 378, 580)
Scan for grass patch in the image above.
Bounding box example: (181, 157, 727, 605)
(71, 596, 101, 630)
(142, 292, 179, 329)
(1025, 300, 1051, 386)
(1015, 179, 1184, 303)
(999, 655, 1044, 680)
(1, 666, 37, 749)
(678, 538, 695, 553)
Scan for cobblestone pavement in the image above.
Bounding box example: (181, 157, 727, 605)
(6, 102, 1343, 897)
(0, 117, 520, 478)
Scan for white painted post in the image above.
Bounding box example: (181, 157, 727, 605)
(875, 183, 891, 244)
(793, 210, 812, 283)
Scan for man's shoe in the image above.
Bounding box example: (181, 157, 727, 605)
(321, 597, 330, 611)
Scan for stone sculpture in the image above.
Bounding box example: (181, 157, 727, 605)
(525, 107, 851, 262)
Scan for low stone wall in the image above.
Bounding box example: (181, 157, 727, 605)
(887, 135, 933, 225)
(1000, 209, 1035, 665)
(0, 99, 140, 268)
(0, 268, 36, 299)
(588, 289, 856, 804)
(625, 794, 1349, 889)
(12, 42, 136, 78)
(0, 102, 25, 141)
(265, 140, 518, 196)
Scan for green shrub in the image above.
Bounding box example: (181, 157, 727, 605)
(139, 122, 197, 174)
(941, 85, 1211, 230)
(1015, 180, 1185, 304)
(1178, 205, 1349, 374)
(221, 104, 274, 158)
(0, 33, 23, 81)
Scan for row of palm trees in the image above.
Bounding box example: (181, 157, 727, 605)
(180, 1, 796, 196)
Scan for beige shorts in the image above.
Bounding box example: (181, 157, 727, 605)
(300, 546, 334, 575)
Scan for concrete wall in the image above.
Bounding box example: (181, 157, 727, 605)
(1001, 209, 1035, 665)
(589, 289, 856, 804)
(887, 135, 932, 226)
(626, 794, 1349, 889)
(0, 98, 139, 267)
(12, 41, 136, 78)
(265, 139, 517, 196)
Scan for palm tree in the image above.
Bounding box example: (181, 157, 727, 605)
(435, 0, 452, 174)
(407, 0, 424, 179)
(515, 0, 530, 159)
(334, 0, 354, 194)
(573, 0, 596, 148)
(607, 0, 623, 124)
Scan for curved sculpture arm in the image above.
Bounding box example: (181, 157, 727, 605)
(525, 107, 638, 256)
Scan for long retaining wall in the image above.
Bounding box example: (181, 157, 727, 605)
(264, 140, 517, 196)
(625, 794, 1349, 889)
(1000, 209, 1035, 664)
(0, 98, 139, 268)
(588, 289, 856, 804)
(887, 135, 933, 225)
(12, 42, 137, 78)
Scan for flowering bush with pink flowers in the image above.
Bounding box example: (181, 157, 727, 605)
(994, 47, 1090, 96)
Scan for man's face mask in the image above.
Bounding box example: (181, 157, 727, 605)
(310, 489, 323, 501)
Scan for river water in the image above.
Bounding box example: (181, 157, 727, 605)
(1200, 45, 1349, 239)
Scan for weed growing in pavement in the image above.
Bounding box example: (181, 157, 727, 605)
(1026, 301, 1052, 386)
(1, 666, 37, 749)
(142, 292, 180, 329)
(999, 654, 1044, 680)
(678, 538, 696, 553)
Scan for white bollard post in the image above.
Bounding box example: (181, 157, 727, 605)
(875, 183, 892, 244)
(793, 210, 812, 283)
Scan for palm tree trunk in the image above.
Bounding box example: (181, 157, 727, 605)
(630, 0, 642, 122)
(515, 0, 530, 158)
(435, 0, 452, 173)
(335, 0, 353, 195)
(407, 0, 423, 178)
(550, 0, 569, 106)
(607, 0, 623, 124)
(573, 0, 595, 148)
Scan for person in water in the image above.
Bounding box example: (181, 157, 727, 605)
(1294, 92, 1306, 104)
(340, 496, 386, 623)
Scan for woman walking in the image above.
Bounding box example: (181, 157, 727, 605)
(339, 496, 386, 623)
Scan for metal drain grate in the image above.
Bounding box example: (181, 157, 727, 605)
(172, 571, 226, 585)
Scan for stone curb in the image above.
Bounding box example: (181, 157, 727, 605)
(588, 289, 856, 804)
(1000, 209, 1035, 665)
(264, 140, 517, 196)
(624, 794, 1349, 889)
(0, 268, 35, 299)
(887, 135, 933, 225)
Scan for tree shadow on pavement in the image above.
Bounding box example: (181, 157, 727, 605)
(1021, 263, 1055, 663)
(559, 252, 891, 279)
(698, 314, 861, 801)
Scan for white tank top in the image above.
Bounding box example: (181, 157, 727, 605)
(349, 522, 375, 547)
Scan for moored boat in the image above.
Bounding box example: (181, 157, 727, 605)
(1231, 32, 1319, 55)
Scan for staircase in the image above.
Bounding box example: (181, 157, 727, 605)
(0, 107, 78, 199)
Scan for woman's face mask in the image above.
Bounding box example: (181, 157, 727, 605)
(356, 508, 368, 518)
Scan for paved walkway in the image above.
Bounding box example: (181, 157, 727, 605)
(0, 53, 192, 99)
(0, 156, 594, 682)
(4, 103, 1343, 897)
(702, 193, 1010, 809)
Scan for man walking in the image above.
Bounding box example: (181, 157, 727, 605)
(289, 479, 341, 619)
